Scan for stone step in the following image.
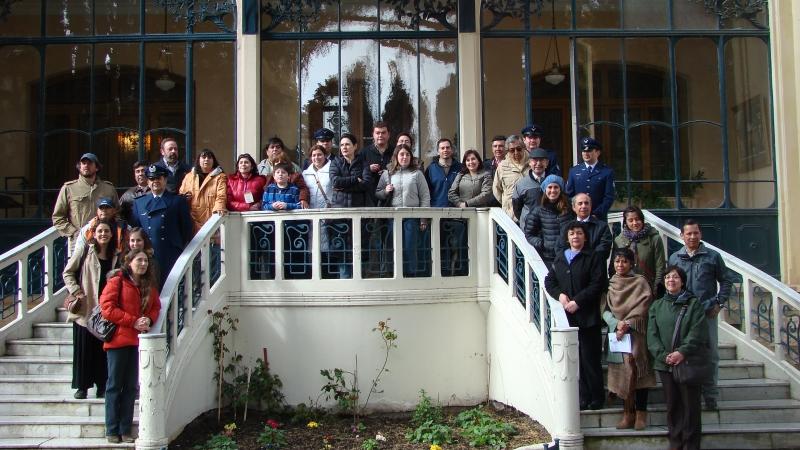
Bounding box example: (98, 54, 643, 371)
(584, 421, 800, 449)
(0, 395, 137, 417)
(717, 343, 736, 361)
(33, 323, 72, 340)
(56, 308, 69, 323)
(0, 415, 138, 439)
(0, 437, 134, 449)
(0, 375, 75, 395)
(0, 356, 71, 375)
(603, 378, 791, 405)
(602, 359, 764, 382)
(581, 398, 800, 429)
(5, 339, 72, 357)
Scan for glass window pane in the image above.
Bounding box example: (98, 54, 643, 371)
(43, 131, 89, 190)
(145, 132, 186, 165)
(95, 0, 140, 35)
(341, 0, 378, 32)
(417, 5, 456, 32)
(616, 182, 676, 210)
(676, 38, 720, 123)
(419, 39, 457, 163)
(0, 46, 40, 131)
(145, 3, 188, 34)
(0, 131, 35, 218)
(262, 41, 300, 164)
(381, 2, 414, 31)
(341, 40, 379, 145)
(629, 123, 674, 181)
(195, 42, 235, 167)
(726, 38, 773, 182)
(680, 123, 722, 180)
(578, 121, 623, 179)
(681, 182, 723, 208)
(380, 39, 419, 156)
(673, 1, 719, 30)
(531, 1, 573, 30)
(0, 1, 41, 37)
(193, 9, 236, 34)
(44, 44, 93, 131)
(482, 38, 525, 154)
(531, 36, 571, 170)
(47, 1, 92, 36)
(93, 44, 140, 131)
(480, 6, 524, 31)
(576, 0, 620, 29)
(95, 129, 140, 188)
(623, 0, 667, 29)
(576, 38, 622, 137)
(144, 42, 186, 159)
(303, 1, 338, 32)
(721, 6, 769, 30)
(731, 182, 775, 209)
(300, 40, 341, 160)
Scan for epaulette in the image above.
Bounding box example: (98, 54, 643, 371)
(100, 179, 116, 186)
(63, 179, 78, 186)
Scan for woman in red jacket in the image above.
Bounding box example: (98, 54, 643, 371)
(100, 249, 161, 444)
(226, 153, 266, 211)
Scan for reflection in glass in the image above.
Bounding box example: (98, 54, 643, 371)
(301, 40, 341, 159)
(92, 44, 140, 131)
(303, 1, 338, 32)
(628, 123, 674, 181)
(341, 40, 378, 145)
(681, 182, 722, 208)
(673, 0, 719, 29)
(262, 41, 300, 162)
(725, 38, 773, 182)
(576, 38, 622, 136)
(623, 0, 667, 29)
(47, 1, 92, 36)
(321, 219, 353, 279)
(0, 1, 42, 37)
(284, 220, 312, 279)
(614, 182, 676, 210)
(341, 0, 378, 32)
(44, 44, 92, 131)
(43, 132, 89, 190)
(676, 38, 720, 123)
(402, 218, 431, 278)
(144, 42, 186, 162)
(419, 39, 457, 162)
(482, 38, 525, 153)
(194, 42, 235, 167)
(145, 2, 188, 34)
(380, 39, 418, 155)
(531, 36, 571, 168)
(362, 218, 393, 278)
(731, 182, 775, 209)
(679, 123, 722, 185)
(249, 221, 276, 280)
(0, 46, 39, 130)
(530, 0, 573, 30)
(576, 0, 620, 29)
(95, 0, 140, 35)
(0, 132, 34, 218)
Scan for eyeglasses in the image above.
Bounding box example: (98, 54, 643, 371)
(508, 146, 525, 152)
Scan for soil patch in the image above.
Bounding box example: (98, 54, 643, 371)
(170, 403, 551, 449)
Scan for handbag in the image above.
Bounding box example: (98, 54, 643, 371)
(669, 303, 712, 385)
(63, 246, 89, 314)
(87, 276, 123, 343)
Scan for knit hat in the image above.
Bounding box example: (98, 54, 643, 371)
(541, 174, 564, 193)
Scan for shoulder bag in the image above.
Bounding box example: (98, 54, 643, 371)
(669, 303, 712, 385)
(63, 248, 89, 314)
(87, 275, 123, 342)
(312, 172, 332, 208)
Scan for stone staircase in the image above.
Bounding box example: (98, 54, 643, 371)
(582, 342, 800, 449)
(0, 308, 135, 449)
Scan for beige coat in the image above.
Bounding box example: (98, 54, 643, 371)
(52, 176, 118, 251)
(62, 243, 119, 327)
(179, 166, 228, 233)
(492, 156, 526, 219)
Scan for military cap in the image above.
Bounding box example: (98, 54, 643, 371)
(313, 128, 335, 141)
(521, 124, 544, 137)
(145, 164, 169, 179)
(580, 137, 602, 151)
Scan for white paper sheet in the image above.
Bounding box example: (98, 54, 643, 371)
(608, 332, 632, 353)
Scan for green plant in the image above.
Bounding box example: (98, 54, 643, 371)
(411, 390, 444, 427)
(405, 420, 455, 445)
(361, 437, 379, 450)
(257, 421, 287, 449)
(194, 424, 239, 450)
(455, 407, 517, 449)
(287, 401, 323, 425)
(208, 307, 239, 422)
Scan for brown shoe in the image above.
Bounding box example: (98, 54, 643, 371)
(121, 435, 136, 443)
(106, 435, 121, 444)
(616, 397, 635, 429)
(634, 410, 647, 430)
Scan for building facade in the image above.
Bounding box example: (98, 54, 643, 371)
(1, 0, 797, 283)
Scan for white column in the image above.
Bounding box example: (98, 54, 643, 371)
(236, 0, 261, 158)
(136, 334, 169, 450)
(549, 328, 584, 449)
(457, 1, 483, 153)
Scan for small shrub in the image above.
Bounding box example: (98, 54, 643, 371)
(405, 420, 455, 445)
(361, 437, 379, 450)
(456, 406, 517, 449)
(410, 389, 443, 427)
(256, 421, 287, 449)
(193, 433, 238, 450)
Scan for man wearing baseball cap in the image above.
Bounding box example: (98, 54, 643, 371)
(521, 124, 561, 176)
(52, 153, 119, 254)
(130, 164, 193, 288)
(565, 137, 615, 222)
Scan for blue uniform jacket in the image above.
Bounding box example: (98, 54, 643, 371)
(425, 161, 462, 207)
(565, 162, 615, 220)
(130, 192, 194, 287)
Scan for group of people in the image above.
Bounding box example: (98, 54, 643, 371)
(52, 123, 732, 449)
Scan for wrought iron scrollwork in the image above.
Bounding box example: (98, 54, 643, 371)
(154, 0, 237, 33)
(782, 304, 799, 366)
(321, 219, 353, 279)
(530, 269, 540, 332)
(261, 0, 335, 32)
(284, 220, 312, 279)
(494, 224, 508, 283)
(513, 246, 525, 308)
(0, 0, 21, 23)
(0, 263, 18, 320)
(384, 0, 458, 31)
(440, 219, 468, 277)
(249, 222, 276, 280)
(692, 0, 768, 28)
(481, 0, 543, 30)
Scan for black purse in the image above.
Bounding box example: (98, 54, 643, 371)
(87, 276, 123, 343)
(669, 303, 712, 385)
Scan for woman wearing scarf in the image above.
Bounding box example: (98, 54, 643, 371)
(612, 206, 666, 296)
(604, 248, 656, 430)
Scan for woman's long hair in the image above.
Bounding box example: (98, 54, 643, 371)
(540, 189, 570, 215)
(194, 149, 220, 173)
(121, 249, 158, 311)
(459, 149, 484, 174)
(236, 153, 259, 177)
(88, 219, 118, 258)
(387, 144, 418, 174)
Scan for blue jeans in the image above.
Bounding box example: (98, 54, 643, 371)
(402, 218, 431, 277)
(105, 346, 138, 437)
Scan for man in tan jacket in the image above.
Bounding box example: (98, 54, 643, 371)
(52, 153, 119, 254)
(492, 135, 527, 221)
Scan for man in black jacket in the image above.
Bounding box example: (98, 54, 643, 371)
(558, 193, 613, 262)
(545, 221, 608, 410)
(361, 122, 393, 206)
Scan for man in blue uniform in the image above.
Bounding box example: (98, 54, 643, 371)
(130, 164, 194, 288)
(522, 124, 560, 176)
(566, 137, 615, 222)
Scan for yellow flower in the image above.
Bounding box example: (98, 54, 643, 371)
(307, 421, 319, 429)
(430, 445, 443, 450)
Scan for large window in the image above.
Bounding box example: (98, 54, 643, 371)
(0, 1, 236, 219)
(260, 0, 458, 163)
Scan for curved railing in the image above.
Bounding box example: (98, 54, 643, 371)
(0, 228, 68, 352)
(608, 211, 800, 394)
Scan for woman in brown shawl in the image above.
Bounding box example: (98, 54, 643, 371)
(604, 248, 656, 430)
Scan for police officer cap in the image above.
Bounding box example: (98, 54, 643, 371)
(528, 148, 548, 159)
(313, 128, 335, 141)
(145, 164, 169, 179)
(581, 137, 602, 151)
(80, 153, 102, 168)
(521, 124, 543, 137)
(96, 197, 116, 209)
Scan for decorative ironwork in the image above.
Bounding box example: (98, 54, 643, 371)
(155, 0, 237, 33)
(321, 219, 353, 279)
(209, 241, 222, 287)
(693, 0, 768, 28)
(0, 0, 21, 23)
(440, 218, 469, 277)
(384, 0, 458, 31)
(0, 263, 18, 321)
(284, 220, 312, 279)
(530, 268, 540, 332)
(781, 304, 800, 366)
(494, 224, 508, 283)
(26, 249, 45, 306)
(261, 0, 335, 32)
(724, 281, 745, 332)
(513, 246, 525, 308)
(176, 276, 187, 335)
(53, 237, 68, 292)
(191, 253, 203, 307)
(249, 222, 276, 280)
(400, 218, 431, 278)
(165, 302, 173, 355)
(362, 219, 394, 278)
(750, 286, 773, 343)
(545, 296, 552, 354)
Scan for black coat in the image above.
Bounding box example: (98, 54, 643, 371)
(361, 145, 392, 205)
(523, 202, 575, 263)
(558, 217, 613, 263)
(544, 248, 608, 328)
(329, 154, 372, 208)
